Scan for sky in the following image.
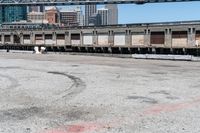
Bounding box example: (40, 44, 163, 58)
(118, 2, 200, 24)
(60, 1, 200, 24)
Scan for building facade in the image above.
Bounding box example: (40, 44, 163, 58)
(28, 6, 44, 12)
(105, 3, 118, 25)
(27, 11, 47, 23)
(89, 13, 101, 26)
(0, 6, 3, 24)
(0, 5, 27, 24)
(45, 7, 59, 24)
(97, 8, 109, 25)
(85, 4, 97, 26)
(60, 11, 78, 26)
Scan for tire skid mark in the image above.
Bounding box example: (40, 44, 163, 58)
(48, 71, 86, 100)
(0, 74, 19, 90)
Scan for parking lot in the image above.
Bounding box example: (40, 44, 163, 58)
(0, 53, 200, 133)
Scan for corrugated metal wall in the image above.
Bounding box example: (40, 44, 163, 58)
(150, 32, 165, 44)
(172, 31, 187, 47)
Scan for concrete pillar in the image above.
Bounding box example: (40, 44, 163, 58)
(65, 32, 70, 45)
(108, 30, 114, 46)
(1, 34, 4, 44)
(42, 32, 45, 45)
(93, 31, 98, 46)
(165, 29, 172, 48)
(11, 33, 14, 44)
(80, 31, 83, 46)
(31, 32, 35, 45)
(144, 29, 150, 46)
(20, 33, 24, 45)
(68, 32, 71, 45)
(53, 32, 57, 45)
(188, 28, 195, 47)
(125, 30, 131, 46)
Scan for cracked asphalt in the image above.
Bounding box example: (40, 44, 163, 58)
(0, 53, 200, 133)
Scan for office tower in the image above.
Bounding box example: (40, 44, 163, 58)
(27, 11, 46, 23)
(28, 6, 44, 12)
(89, 13, 101, 26)
(3, 5, 27, 23)
(105, 2, 118, 24)
(60, 11, 78, 26)
(74, 6, 84, 26)
(45, 6, 59, 24)
(85, 4, 97, 26)
(0, 6, 3, 24)
(97, 8, 109, 25)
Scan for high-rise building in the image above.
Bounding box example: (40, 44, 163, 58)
(60, 11, 78, 26)
(105, 2, 118, 25)
(97, 8, 109, 25)
(28, 6, 44, 12)
(45, 6, 59, 24)
(0, 6, 3, 24)
(75, 6, 84, 26)
(3, 5, 27, 23)
(85, 4, 97, 26)
(27, 11, 47, 23)
(89, 13, 101, 26)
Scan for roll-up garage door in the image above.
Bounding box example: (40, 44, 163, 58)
(114, 34, 125, 46)
(83, 34, 93, 45)
(151, 32, 165, 45)
(172, 31, 187, 47)
(23, 35, 31, 44)
(98, 35, 108, 46)
(196, 31, 200, 46)
(57, 34, 65, 45)
(132, 33, 144, 46)
(71, 34, 80, 45)
(35, 34, 44, 45)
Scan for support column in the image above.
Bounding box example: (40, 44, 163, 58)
(53, 32, 57, 45)
(20, 33, 24, 45)
(125, 30, 131, 46)
(42, 32, 45, 46)
(1, 34, 4, 44)
(108, 30, 114, 46)
(93, 31, 98, 46)
(65, 32, 70, 45)
(11, 33, 14, 44)
(31, 32, 35, 45)
(80, 31, 83, 46)
(165, 29, 172, 48)
(188, 28, 195, 47)
(144, 29, 150, 46)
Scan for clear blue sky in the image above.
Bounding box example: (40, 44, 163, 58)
(118, 2, 200, 24)
(61, 2, 200, 24)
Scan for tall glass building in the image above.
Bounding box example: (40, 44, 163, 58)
(0, 6, 3, 24)
(3, 6, 27, 23)
(0, 3, 27, 24)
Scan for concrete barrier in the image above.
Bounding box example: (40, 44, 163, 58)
(132, 54, 193, 61)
